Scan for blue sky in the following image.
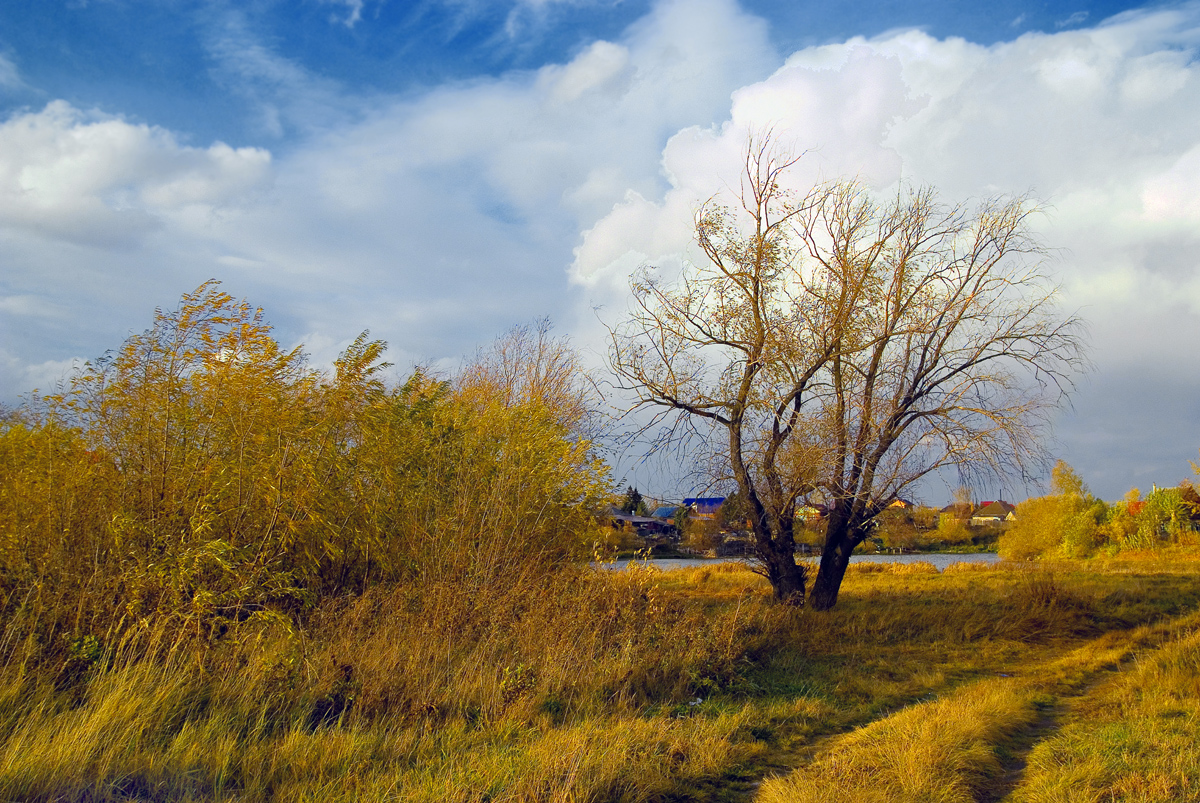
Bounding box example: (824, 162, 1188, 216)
(0, 0, 1144, 146)
(1, 0, 1198, 502)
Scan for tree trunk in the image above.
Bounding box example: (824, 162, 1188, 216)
(754, 521, 807, 605)
(810, 526, 855, 611)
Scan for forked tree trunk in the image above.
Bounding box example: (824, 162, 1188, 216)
(754, 521, 807, 605)
(809, 522, 860, 611)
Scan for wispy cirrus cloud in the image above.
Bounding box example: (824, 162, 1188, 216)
(1056, 10, 1090, 28)
(418, 0, 631, 50)
(201, 7, 366, 138)
(321, 0, 367, 28)
(0, 53, 22, 92)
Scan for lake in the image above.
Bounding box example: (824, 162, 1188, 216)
(599, 552, 1002, 573)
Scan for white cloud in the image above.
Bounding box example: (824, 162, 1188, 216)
(0, 101, 271, 247)
(572, 4, 1200, 496)
(0, 345, 83, 398)
(321, 0, 366, 27)
(571, 43, 923, 290)
(0, 53, 22, 91)
(0, 294, 62, 319)
(0, 0, 774, 398)
(1056, 10, 1090, 29)
(4, 0, 1200, 497)
(203, 8, 359, 138)
(1142, 144, 1200, 223)
(542, 40, 631, 103)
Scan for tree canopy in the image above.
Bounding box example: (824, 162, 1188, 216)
(609, 137, 1086, 608)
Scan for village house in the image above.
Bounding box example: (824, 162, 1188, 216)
(970, 500, 1017, 526)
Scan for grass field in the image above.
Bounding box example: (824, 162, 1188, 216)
(4, 558, 1200, 802)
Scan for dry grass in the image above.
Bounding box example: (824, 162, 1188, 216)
(0, 565, 795, 802)
(1010, 616, 1200, 803)
(0, 671, 754, 803)
(754, 567, 1200, 803)
(757, 678, 1040, 803)
(844, 560, 939, 574)
(3, 559, 1200, 802)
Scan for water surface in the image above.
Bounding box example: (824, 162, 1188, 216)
(601, 552, 1002, 573)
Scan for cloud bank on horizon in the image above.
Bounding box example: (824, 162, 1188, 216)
(0, 0, 1198, 500)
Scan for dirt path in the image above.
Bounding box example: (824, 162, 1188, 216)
(981, 612, 1200, 802)
(693, 613, 1196, 803)
(978, 700, 1066, 803)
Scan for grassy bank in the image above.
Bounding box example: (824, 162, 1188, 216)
(0, 564, 787, 802)
(3, 558, 1200, 801)
(741, 558, 1200, 803)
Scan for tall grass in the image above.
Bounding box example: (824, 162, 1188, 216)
(757, 678, 1040, 803)
(0, 664, 755, 802)
(5, 542, 1200, 800)
(0, 564, 797, 802)
(1010, 618, 1200, 802)
(753, 569, 1200, 803)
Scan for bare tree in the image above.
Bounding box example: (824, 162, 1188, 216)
(608, 137, 1086, 609)
(459, 318, 593, 436)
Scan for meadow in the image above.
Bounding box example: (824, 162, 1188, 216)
(4, 557, 1200, 801)
(5, 284, 1200, 801)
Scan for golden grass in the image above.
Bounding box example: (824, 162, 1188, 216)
(4, 560, 1200, 802)
(1009, 618, 1200, 803)
(755, 578, 1200, 803)
(0, 565, 796, 802)
(757, 678, 1040, 803)
(844, 560, 939, 574)
(0, 664, 756, 802)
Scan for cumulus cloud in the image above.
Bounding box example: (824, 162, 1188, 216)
(0, 0, 774, 398)
(3, 0, 1199, 498)
(1142, 145, 1200, 224)
(571, 44, 923, 292)
(204, 0, 777, 365)
(0, 101, 271, 247)
(572, 4, 1200, 497)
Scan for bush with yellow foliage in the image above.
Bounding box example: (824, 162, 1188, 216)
(0, 282, 610, 671)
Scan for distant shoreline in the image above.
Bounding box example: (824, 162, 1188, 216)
(599, 552, 1002, 573)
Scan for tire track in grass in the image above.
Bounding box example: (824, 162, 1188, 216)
(985, 609, 1200, 802)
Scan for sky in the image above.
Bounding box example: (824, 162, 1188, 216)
(1, 0, 1198, 503)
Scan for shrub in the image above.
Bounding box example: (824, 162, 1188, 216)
(936, 516, 975, 547)
(999, 494, 1100, 561)
(0, 283, 610, 673)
